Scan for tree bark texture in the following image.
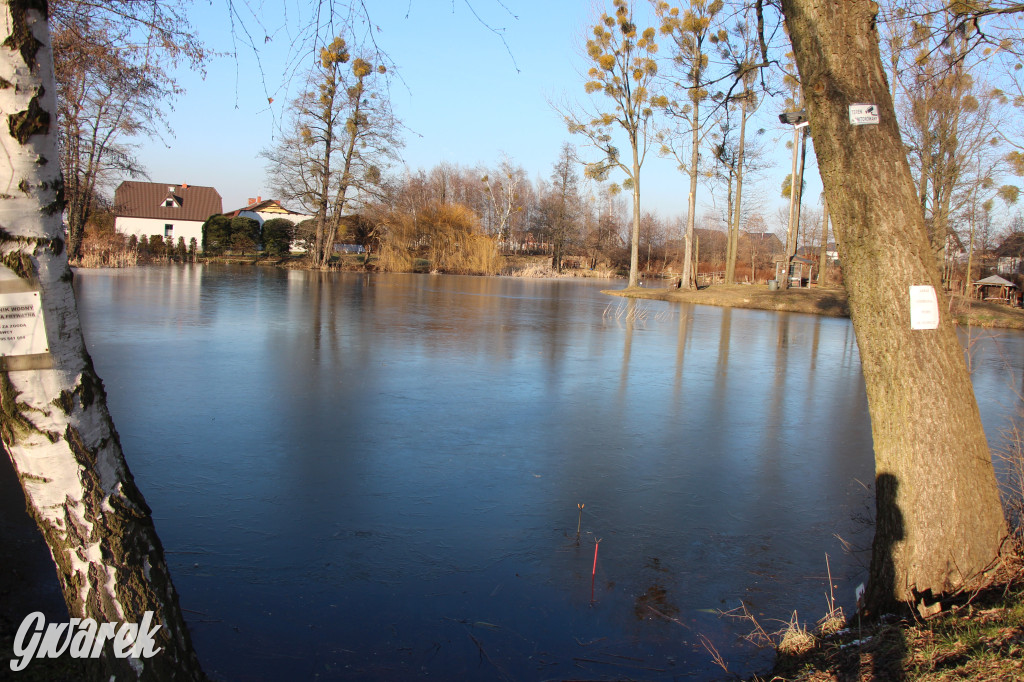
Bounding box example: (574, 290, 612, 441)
(628, 145, 641, 288)
(780, 0, 1008, 613)
(818, 197, 829, 285)
(0, 4, 204, 678)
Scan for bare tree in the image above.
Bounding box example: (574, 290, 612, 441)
(560, 0, 663, 288)
(543, 143, 583, 271)
(51, 0, 206, 262)
(656, 0, 726, 288)
(480, 155, 525, 249)
(263, 37, 401, 269)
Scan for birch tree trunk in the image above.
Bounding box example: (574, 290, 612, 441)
(780, 0, 1008, 614)
(0, 3, 203, 678)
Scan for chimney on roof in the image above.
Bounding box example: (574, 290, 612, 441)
(257, 195, 262, 203)
(247, 197, 256, 205)
(182, 183, 188, 189)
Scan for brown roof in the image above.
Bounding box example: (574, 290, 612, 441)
(113, 181, 223, 222)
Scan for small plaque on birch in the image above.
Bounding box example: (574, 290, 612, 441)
(0, 291, 48, 356)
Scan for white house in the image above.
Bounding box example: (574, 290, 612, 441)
(114, 181, 222, 249)
(224, 196, 312, 226)
(224, 197, 314, 252)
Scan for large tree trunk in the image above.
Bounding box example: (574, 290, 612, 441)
(0, 4, 203, 678)
(780, 0, 1008, 614)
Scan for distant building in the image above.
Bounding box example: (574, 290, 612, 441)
(223, 196, 312, 226)
(114, 181, 222, 249)
(223, 196, 314, 253)
(998, 256, 1023, 276)
(796, 242, 840, 264)
(743, 231, 785, 255)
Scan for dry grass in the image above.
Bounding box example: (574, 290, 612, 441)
(751, 561, 1024, 682)
(504, 262, 617, 279)
(74, 232, 138, 268)
(778, 612, 817, 657)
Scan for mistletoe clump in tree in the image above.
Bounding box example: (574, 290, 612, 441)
(562, 0, 665, 288)
(262, 36, 401, 270)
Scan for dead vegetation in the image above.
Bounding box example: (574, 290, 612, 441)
(376, 201, 499, 275)
(748, 559, 1024, 682)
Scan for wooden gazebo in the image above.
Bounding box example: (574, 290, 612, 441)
(971, 274, 1017, 304)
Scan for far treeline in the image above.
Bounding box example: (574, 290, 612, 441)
(75, 1, 1024, 297)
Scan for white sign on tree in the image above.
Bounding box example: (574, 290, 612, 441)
(0, 291, 48, 356)
(909, 285, 940, 330)
(849, 103, 880, 125)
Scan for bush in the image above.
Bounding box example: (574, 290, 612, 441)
(202, 215, 232, 254)
(230, 231, 256, 255)
(230, 216, 261, 251)
(262, 218, 294, 256)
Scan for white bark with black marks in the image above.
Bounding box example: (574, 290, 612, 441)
(0, 3, 203, 678)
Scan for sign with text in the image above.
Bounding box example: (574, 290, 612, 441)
(0, 292, 48, 356)
(849, 103, 880, 125)
(909, 285, 940, 330)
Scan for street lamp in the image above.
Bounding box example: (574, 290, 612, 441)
(779, 110, 808, 289)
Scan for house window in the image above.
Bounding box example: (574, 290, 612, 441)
(164, 199, 175, 207)
(164, 224, 173, 238)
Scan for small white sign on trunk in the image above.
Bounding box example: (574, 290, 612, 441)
(0, 291, 48, 356)
(909, 285, 940, 330)
(849, 103, 880, 125)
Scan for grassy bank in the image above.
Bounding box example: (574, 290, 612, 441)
(605, 283, 1024, 330)
(748, 559, 1024, 681)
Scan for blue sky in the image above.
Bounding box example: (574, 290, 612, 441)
(135, 1, 814, 228)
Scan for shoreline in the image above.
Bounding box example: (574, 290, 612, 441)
(604, 283, 1024, 330)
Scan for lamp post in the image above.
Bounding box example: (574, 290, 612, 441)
(779, 110, 808, 289)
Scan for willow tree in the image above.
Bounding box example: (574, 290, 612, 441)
(777, 0, 1009, 614)
(263, 36, 400, 269)
(562, 0, 663, 288)
(656, 0, 724, 289)
(0, 2, 203, 678)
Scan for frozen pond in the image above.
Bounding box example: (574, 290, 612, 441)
(66, 265, 1023, 680)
